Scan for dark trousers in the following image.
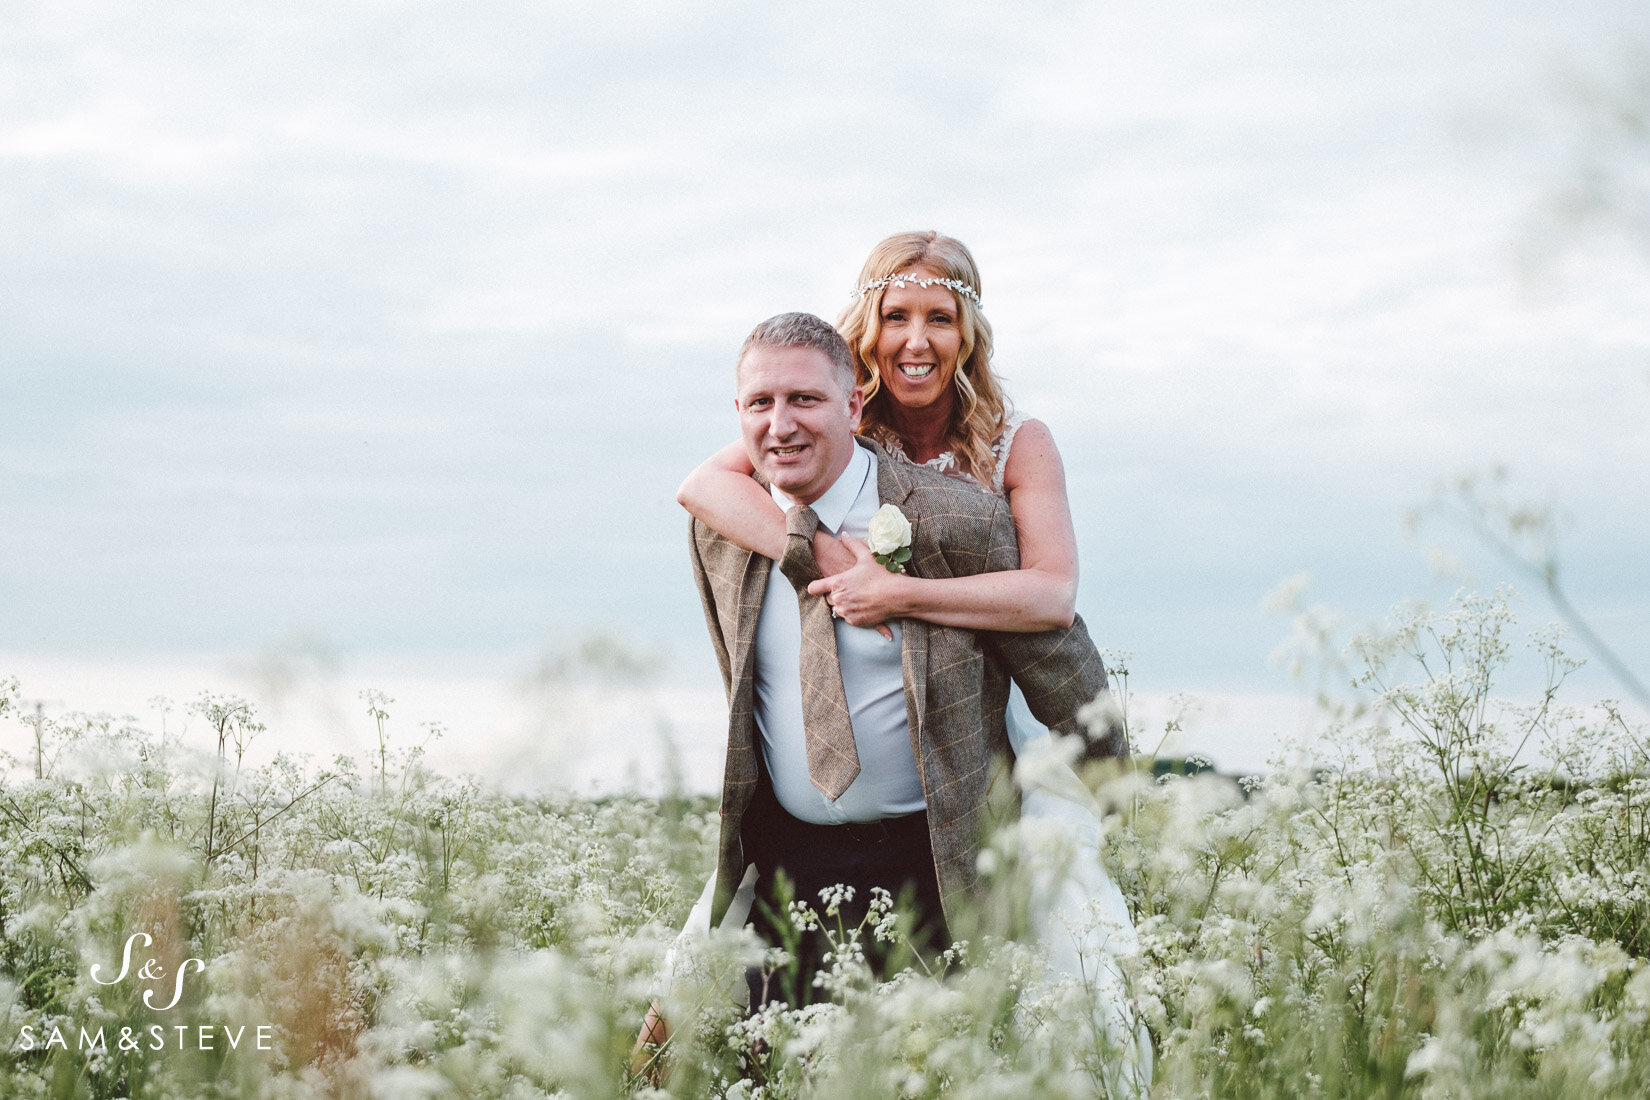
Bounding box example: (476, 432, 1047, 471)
(741, 785, 950, 1009)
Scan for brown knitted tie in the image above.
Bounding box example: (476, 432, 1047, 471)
(777, 504, 861, 800)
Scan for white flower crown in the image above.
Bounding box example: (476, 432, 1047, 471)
(852, 272, 982, 307)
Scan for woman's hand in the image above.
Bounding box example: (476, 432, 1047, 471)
(630, 999, 670, 1086)
(807, 537, 910, 631)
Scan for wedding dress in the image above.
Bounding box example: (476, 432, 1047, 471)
(869, 415, 1152, 1092)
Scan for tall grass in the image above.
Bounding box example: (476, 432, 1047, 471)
(0, 588, 1645, 1097)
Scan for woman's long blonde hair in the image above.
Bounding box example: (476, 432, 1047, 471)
(837, 231, 1007, 488)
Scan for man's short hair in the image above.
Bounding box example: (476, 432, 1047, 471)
(737, 312, 857, 397)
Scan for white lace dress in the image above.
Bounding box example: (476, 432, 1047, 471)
(868, 415, 1152, 1091)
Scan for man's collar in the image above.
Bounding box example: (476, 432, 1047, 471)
(770, 440, 873, 535)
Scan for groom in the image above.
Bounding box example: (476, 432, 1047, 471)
(691, 311, 1121, 1006)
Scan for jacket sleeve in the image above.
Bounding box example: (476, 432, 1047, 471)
(965, 494, 1127, 761)
(689, 517, 736, 701)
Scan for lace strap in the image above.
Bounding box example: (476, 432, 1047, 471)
(990, 413, 1029, 496)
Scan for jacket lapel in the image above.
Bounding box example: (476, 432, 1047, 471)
(871, 443, 929, 750)
(730, 548, 768, 691)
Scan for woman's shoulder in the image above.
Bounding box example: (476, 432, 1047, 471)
(996, 415, 1066, 496)
(998, 412, 1052, 454)
(990, 411, 1046, 494)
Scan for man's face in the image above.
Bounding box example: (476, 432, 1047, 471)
(736, 344, 863, 505)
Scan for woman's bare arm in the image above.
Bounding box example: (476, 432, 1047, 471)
(676, 442, 859, 574)
(808, 419, 1079, 632)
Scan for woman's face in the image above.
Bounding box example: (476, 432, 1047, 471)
(871, 265, 963, 415)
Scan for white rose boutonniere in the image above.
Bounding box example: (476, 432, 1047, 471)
(866, 503, 914, 573)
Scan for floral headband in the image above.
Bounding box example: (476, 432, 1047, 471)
(852, 271, 982, 307)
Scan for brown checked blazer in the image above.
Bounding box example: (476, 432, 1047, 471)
(690, 438, 1123, 927)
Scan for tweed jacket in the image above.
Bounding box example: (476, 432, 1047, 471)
(690, 438, 1122, 927)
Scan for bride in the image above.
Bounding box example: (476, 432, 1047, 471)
(674, 231, 1151, 1086)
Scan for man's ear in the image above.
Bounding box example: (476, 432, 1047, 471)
(846, 384, 864, 431)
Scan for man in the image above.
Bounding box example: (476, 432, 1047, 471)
(689, 312, 1121, 1007)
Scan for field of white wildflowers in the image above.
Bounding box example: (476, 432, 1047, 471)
(1, 589, 1646, 1098)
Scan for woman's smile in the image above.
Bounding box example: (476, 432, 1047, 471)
(873, 266, 963, 411)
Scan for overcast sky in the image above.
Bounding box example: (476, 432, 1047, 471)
(5, 0, 1648, 727)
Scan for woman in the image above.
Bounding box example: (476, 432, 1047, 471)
(675, 231, 1150, 1087)
(677, 232, 1078, 637)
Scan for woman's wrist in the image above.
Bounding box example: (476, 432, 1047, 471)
(885, 571, 921, 619)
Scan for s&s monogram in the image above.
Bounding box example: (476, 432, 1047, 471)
(91, 932, 205, 1012)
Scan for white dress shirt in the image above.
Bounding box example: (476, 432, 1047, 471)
(752, 441, 925, 824)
